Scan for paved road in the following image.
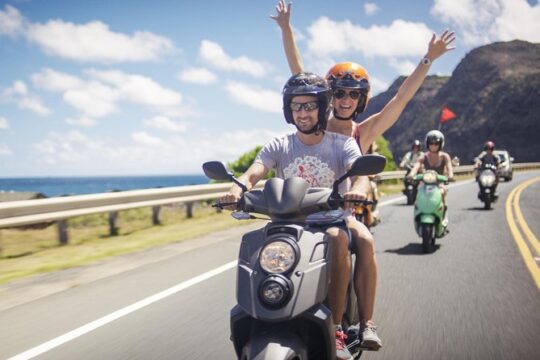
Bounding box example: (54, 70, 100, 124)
(1, 171, 539, 360)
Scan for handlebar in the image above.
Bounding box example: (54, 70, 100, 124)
(212, 201, 239, 209)
(212, 197, 373, 211)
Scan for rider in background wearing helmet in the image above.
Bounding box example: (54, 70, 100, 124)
(219, 72, 371, 360)
(400, 140, 423, 173)
(271, 0, 455, 352)
(474, 141, 500, 175)
(408, 130, 454, 224)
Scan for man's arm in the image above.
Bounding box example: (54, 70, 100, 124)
(399, 152, 411, 169)
(220, 162, 269, 208)
(271, 0, 304, 75)
(358, 30, 456, 151)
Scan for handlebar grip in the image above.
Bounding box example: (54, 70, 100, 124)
(212, 201, 239, 209)
(343, 199, 374, 206)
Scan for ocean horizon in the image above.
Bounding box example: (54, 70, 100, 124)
(0, 174, 210, 197)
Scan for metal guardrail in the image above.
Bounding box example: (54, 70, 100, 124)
(1, 163, 539, 231)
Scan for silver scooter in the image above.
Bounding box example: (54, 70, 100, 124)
(203, 155, 386, 360)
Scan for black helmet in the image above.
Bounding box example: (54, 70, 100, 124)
(283, 72, 332, 134)
(412, 139, 421, 150)
(425, 130, 445, 150)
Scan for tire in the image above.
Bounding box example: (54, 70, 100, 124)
(484, 198, 491, 210)
(406, 191, 414, 205)
(421, 224, 435, 253)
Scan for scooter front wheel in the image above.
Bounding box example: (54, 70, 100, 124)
(484, 198, 491, 210)
(421, 224, 435, 253)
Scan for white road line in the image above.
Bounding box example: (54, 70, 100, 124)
(7, 260, 238, 360)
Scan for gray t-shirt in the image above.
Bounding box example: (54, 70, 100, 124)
(255, 132, 361, 190)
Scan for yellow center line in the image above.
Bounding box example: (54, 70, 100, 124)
(505, 176, 540, 289)
(513, 178, 540, 256)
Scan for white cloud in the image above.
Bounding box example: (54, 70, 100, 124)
(431, 0, 540, 45)
(0, 5, 26, 36)
(1, 81, 51, 116)
(364, 3, 380, 16)
(225, 81, 282, 113)
(368, 76, 390, 95)
(32, 68, 85, 92)
(0, 144, 12, 156)
(65, 116, 97, 127)
(200, 40, 267, 78)
(31, 128, 286, 174)
(179, 67, 217, 85)
(32, 68, 191, 120)
(131, 131, 164, 147)
(18, 97, 52, 116)
(1, 5, 174, 63)
(63, 82, 118, 118)
(87, 69, 182, 107)
(388, 59, 416, 75)
(0, 117, 9, 129)
(3, 80, 28, 97)
(306, 17, 432, 59)
(143, 116, 188, 132)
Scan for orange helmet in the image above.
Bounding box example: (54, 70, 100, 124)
(326, 62, 370, 116)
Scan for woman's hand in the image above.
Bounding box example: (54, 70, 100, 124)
(270, 0, 292, 29)
(425, 29, 456, 61)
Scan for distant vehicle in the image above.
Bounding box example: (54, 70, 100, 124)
(494, 150, 514, 181)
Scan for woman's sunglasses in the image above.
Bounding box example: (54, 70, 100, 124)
(290, 101, 319, 112)
(334, 89, 361, 100)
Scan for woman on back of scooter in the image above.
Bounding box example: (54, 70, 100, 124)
(408, 130, 454, 224)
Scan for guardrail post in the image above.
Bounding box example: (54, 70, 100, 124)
(108, 211, 119, 236)
(186, 202, 194, 218)
(57, 220, 69, 245)
(152, 206, 161, 225)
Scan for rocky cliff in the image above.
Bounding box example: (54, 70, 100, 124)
(357, 40, 540, 164)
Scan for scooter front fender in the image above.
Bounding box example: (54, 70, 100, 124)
(420, 214, 436, 224)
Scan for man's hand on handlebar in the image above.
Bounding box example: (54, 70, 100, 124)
(218, 193, 241, 210)
(343, 190, 368, 210)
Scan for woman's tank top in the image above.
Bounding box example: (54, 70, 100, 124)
(423, 152, 447, 174)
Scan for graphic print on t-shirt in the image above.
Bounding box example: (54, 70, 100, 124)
(283, 155, 336, 188)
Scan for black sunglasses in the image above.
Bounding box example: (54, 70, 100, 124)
(334, 89, 361, 100)
(290, 101, 319, 112)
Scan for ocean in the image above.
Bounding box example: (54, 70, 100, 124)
(0, 175, 210, 197)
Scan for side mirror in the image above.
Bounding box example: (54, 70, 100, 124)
(202, 161, 248, 192)
(202, 161, 233, 181)
(331, 155, 386, 197)
(344, 154, 386, 178)
(510, 157, 514, 162)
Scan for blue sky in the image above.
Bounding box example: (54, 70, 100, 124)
(0, 0, 538, 176)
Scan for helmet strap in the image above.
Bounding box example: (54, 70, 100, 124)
(334, 113, 354, 121)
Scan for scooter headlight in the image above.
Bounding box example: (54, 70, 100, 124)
(480, 172, 496, 187)
(259, 275, 292, 308)
(259, 240, 297, 274)
(422, 172, 437, 184)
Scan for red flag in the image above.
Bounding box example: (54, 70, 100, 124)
(440, 106, 456, 123)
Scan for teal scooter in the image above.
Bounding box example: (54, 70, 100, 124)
(413, 170, 449, 253)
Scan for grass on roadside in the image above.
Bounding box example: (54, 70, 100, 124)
(0, 204, 255, 285)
